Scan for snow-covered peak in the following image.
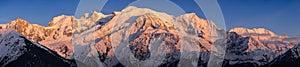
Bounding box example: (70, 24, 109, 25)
(7, 18, 30, 27)
(47, 15, 75, 27)
(176, 12, 219, 42)
(229, 27, 277, 37)
(0, 6, 299, 66)
(119, 6, 175, 22)
(229, 27, 297, 52)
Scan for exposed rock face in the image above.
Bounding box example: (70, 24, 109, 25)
(221, 28, 300, 66)
(176, 13, 219, 42)
(221, 32, 275, 66)
(0, 6, 299, 67)
(0, 12, 109, 59)
(0, 17, 75, 59)
(229, 28, 297, 53)
(5, 18, 47, 42)
(73, 6, 220, 67)
(70, 6, 298, 67)
(0, 29, 76, 67)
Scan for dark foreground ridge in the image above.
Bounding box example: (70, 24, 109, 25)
(268, 44, 300, 67)
(0, 29, 77, 67)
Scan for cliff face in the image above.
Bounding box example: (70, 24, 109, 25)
(0, 6, 299, 67)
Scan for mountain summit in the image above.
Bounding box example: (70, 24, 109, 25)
(0, 6, 299, 67)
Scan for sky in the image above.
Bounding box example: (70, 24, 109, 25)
(0, 0, 300, 36)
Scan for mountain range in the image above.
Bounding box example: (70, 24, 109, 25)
(0, 6, 299, 67)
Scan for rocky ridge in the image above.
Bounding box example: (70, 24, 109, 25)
(0, 29, 76, 67)
(0, 6, 299, 67)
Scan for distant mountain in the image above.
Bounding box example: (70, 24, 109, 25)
(0, 6, 299, 67)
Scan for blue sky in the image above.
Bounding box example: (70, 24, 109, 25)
(0, 0, 299, 36)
